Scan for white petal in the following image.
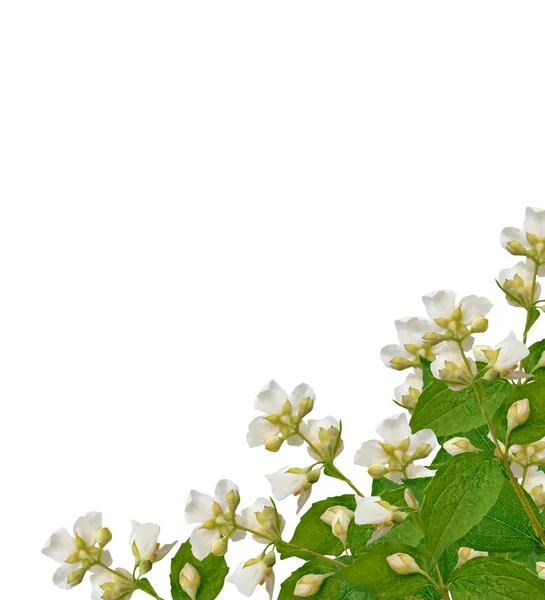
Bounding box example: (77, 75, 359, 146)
(266, 570, 275, 600)
(190, 527, 219, 561)
(495, 332, 529, 370)
(266, 468, 304, 500)
(395, 317, 433, 345)
(52, 563, 78, 589)
(376, 413, 411, 446)
(74, 512, 102, 546)
(422, 290, 456, 319)
(228, 562, 264, 597)
(381, 344, 410, 368)
(354, 496, 391, 525)
(500, 226, 528, 250)
(296, 487, 312, 513)
(156, 541, 178, 562)
(409, 429, 437, 453)
(230, 527, 247, 542)
(247, 416, 279, 447)
(241, 498, 271, 531)
(394, 371, 423, 403)
(459, 295, 492, 325)
(254, 380, 288, 414)
(286, 434, 305, 446)
(214, 479, 239, 510)
(130, 521, 160, 558)
(524, 207, 545, 238)
(405, 464, 434, 478)
(354, 440, 389, 466)
(42, 528, 75, 563)
(289, 383, 315, 413)
(184, 490, 215, 524)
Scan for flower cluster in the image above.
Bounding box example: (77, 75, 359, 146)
(43, 208, 545, 600)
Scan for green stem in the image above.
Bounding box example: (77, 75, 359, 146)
(524, 260, 540, 344)
(324, 463, 365, 497)
(92, 561, 133, 583)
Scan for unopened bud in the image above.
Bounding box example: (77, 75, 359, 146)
(534, 351, 545, 372)
(390, 357, 415, 371)
(368, 463, 386, 479)
(320, 506, 354, 546)
(180, 562, 201, 600)
(411, 443, 432, 460)
(96, 527, 112, 547)
(211, 537, 228, 556)
(508, 398, 530, 431)
(67, 567, 87, 586)
(423, 331, 446, 344)
(226, 489, 241, 513)
(265, 436, 284, 453)
(506, 240, 528, 256)
(293, 573, 334, 597)
(537, 562, 545, 580)
(386, 553, 423, 575)
(263, 550, 276, 568)
(392, 510, 408, 524)
(471, 317, 489, 333)
(456, 547, 488, 568)
(443, 437, 480, 456)
(298, 396, 315, 418)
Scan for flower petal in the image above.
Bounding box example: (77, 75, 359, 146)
(255, 380, 288, 414)
(376, 413, 411, 446)
(354, 440, 389, 466)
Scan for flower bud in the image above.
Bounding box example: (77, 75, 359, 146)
(423, 331, 446, 344)
(471, 317, 489, 333)
(392, 510, 408, 524)
(533, 351, 545, 372)
(368, 463, 386, 479)
(537, 561, 545, 580)
(443, 437, 480, 456)
(506, 240, 528, 256)
(263, 550, 276, 568)
(67, 566, 87, 586)
(298, 396, 315, 418)
(386, 553, 423, 575)
(456, 547, 488, 568)
(96, 527, 112, 547)
(390, 357, 415, 371)
(507, 398, 530, 431)
(320, 506, 354, 546)
(180, 562, 201, 600)
(211, 537, 228, 556)
(226, 489, 241, 513)
(265, 436, 284, 453)
(293, 573, 334, 597)
(411, 443, 432, 460)
(308, 469, 321, 485)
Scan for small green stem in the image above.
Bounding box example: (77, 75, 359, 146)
(92, 561, 133, 583)
(324, 463, 365, 497)
(524, 260, 540, 344)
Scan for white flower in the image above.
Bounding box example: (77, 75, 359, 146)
(320, 506, 354, 546)
(90, 568, 134, 600)
(42, 512, 112, 589)
(431, 343, 476, 390)
(394, 371, 423, 411)
(443, 437, 480, 456)
(354, 496, 407, 542)
(228, 553, 275, 599)
(240, 498, 285, 543)
(474, 332, 529, 380)
(266, 466, 319, 513)
(381, 317, 438, 370)
(456, 547, 488, 568)
(247, 380, 314, 450)
(129, 521, 176, 574)
(184, 479, 245, 560)
(501, 207, 545, 270)
(422, 290, 492, 340)
(301, 416, 343, 461)
(293, 573, 334, 597)
(499, 261, 541, 308)
(354, 413, 436, 483)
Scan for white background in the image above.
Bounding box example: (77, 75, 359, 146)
(2, 2, 545, 599)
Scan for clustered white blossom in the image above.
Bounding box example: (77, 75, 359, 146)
(43, 207, 545, 599)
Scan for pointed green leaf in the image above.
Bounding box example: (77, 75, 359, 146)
(449, 556, 545, 599)
(421, 453, 504, 563)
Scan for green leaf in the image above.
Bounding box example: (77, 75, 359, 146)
(493, 379, 545, 445)
(430, 427, 495, 471)
(136, 579, 161, 599)
(416, 585, 442, 600)
(334, 543, 428, 599)
(278, 559, 372, 599)
(346, 519, 374, 556)
(437, 545, 460, 582)
(526, 307, 541, 336)
(449, 556, 545, 599)
(421, 453, 504, 563)
(523, 338, 545, 377)
(403, 477, 433, 505)
(410, 378, 511, 437)
(371, 478, 406, 506)
(420, 356, 434, 388)
(459, 479, 541, 551)
(509, 548, 537, 571)
(279, 495, 356, 560)
(170, 540, 228, 600)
